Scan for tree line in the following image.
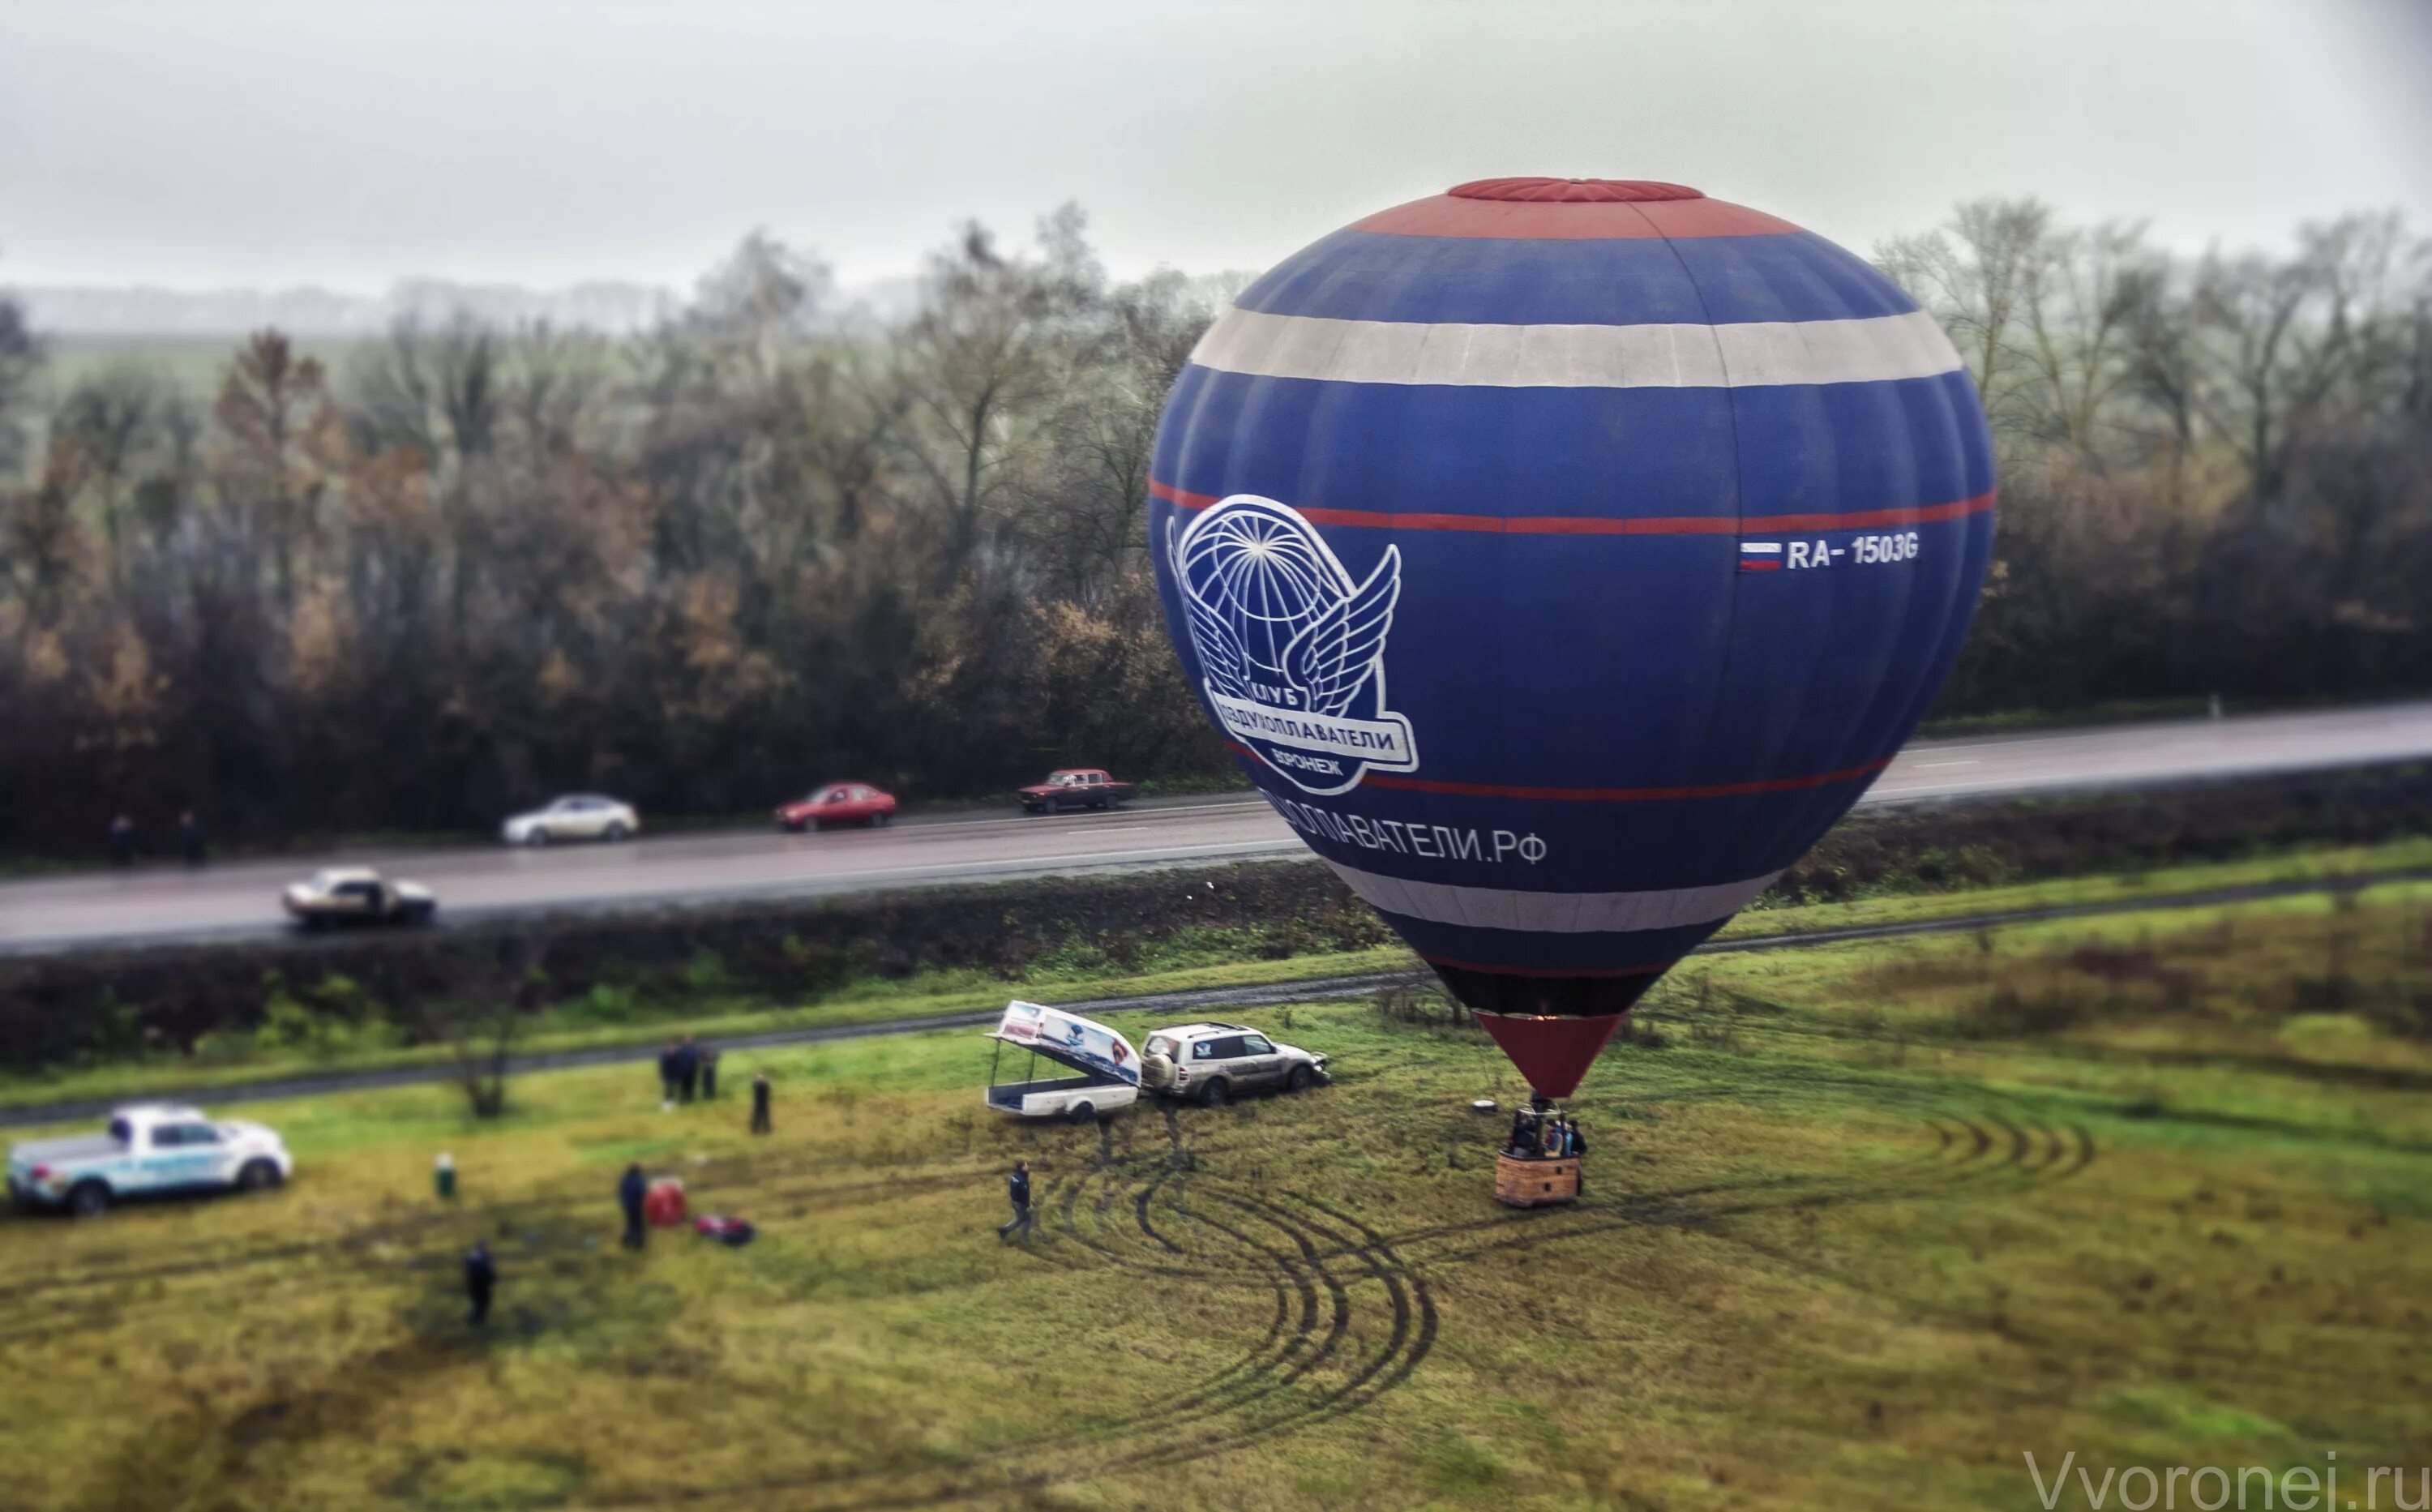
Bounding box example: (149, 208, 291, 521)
(1, 200, 2426, 852)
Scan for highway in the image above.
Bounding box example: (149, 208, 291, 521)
(3, 701, 2428, 957)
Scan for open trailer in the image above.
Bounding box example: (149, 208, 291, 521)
(983, 1001, 1141, 1121)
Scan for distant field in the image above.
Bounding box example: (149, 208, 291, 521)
(5, 886, 2428, 1510)
(37, 334, 373, 400)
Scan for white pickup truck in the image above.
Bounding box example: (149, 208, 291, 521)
(7, 1104, 295, 1218)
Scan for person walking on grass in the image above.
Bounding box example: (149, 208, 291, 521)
(750, 1071, 772, 1135)
(701, 1045, 721, 1101)
(464, 1238, 497, 1326)
(997, 1159, 1034, 1244)
(619, 1163, 649, 1249)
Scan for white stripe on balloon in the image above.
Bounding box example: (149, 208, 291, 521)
(1321, 859, 1787, 934)
(1192, 306, 1962, 391)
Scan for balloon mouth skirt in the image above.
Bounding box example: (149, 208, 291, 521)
(1431, 966, 1659, 1097)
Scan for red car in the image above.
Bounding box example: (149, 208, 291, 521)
(776, 782, 898, 831)
(1018, 769, 1136, 813)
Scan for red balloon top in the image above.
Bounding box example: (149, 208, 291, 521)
(1446, 178, 1704, 203)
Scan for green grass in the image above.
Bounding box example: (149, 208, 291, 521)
(1722, 836, 2432, 936)
(13, 839, 2425, 1118)
(0, 944, 1418, 1112)
(5, 889, 2432, 1509)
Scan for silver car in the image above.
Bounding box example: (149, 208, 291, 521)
(502, 795, 640, 846)
(1141, 1022, 1329, 1106)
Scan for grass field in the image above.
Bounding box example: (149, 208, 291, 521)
(10, 840, 2427, 1116)
(6, 886, 2432, 1511)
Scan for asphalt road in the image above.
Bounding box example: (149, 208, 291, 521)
(4, 701, 2429, 957)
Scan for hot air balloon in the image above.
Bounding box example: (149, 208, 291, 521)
(1149, 178, 1993, 1100)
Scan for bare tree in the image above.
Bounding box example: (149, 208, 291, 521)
(415, 946, 545, 1119)
(1878, 199, 2050, 425)
(51, 365, 173, 567)
(2019, 221, 2162, 460)
(896, 204, 1104, 571)
(1018, 267, 1231, 604)
(212, 331, 346, 607)
(0, 287, 41, 481)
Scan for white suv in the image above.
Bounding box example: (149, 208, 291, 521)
(503, 795, 640, 846)
(1141, 1022, 1329, 1106)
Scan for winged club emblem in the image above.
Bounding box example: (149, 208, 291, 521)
(1166, 495, 1419, 796)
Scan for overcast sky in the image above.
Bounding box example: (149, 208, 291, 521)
(3, 0, 2427, 293)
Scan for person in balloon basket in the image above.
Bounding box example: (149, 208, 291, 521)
(997, 1159, 1035, 1244)
(1506, 1107, 1538, 1158)
(464, 1237, 498, 1326)
(1538, 1114, 1565, 1159)
(619, 1163, 649, 1249)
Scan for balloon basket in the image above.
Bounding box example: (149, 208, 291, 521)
(1493, 1152, 1579, 1208)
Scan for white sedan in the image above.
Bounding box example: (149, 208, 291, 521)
(502, 795, 640, 846)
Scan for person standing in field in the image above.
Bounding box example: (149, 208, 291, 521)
(997, 1159, 1035, 1244)
(107, 814, 136, 869)
(464, 1238, 497, 1326)
(750, 1072, 772, 1135)
(619, 1163, 649, 1249)
(178, 810, 208, 867)
(675, 1036, 701, 1103)
(657, 1042, 679, 1108)
(701, 1045, 721, 1100)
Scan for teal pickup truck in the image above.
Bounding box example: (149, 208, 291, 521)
(8, 1104, 294, 1218)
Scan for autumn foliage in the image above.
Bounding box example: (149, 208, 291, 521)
(0, 201, 2426, 851)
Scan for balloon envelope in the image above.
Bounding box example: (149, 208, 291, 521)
(1149, 178, 1994, 1095)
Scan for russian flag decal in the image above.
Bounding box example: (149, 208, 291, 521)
(1738, 541, 1783, 572)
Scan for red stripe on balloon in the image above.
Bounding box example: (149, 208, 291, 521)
(1364, 756, 1895, 803)
(1351, 195, 1800, 241)
(1150, 479, 1996, 537)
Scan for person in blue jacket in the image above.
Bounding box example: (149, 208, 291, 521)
(997, 1159, 1034, 1243)
(618, 1163, 649, 1249)
(464, 1238, 497, 1326)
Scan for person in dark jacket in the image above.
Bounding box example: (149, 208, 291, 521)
(749, 1072, 772, 1134)
(1567, 1117, 1587, 1197)
(700, 1045, 720, 1101)
(656, 1043, 679, 1107)
(465, 1238, 498, 1326)
(178, 810, 208, 867)
(107, 814, 136, 869)
(996, 1159, 1034, 1243)
(619, 1163, 649, 1249)
(675, 1036, 701, 1103)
